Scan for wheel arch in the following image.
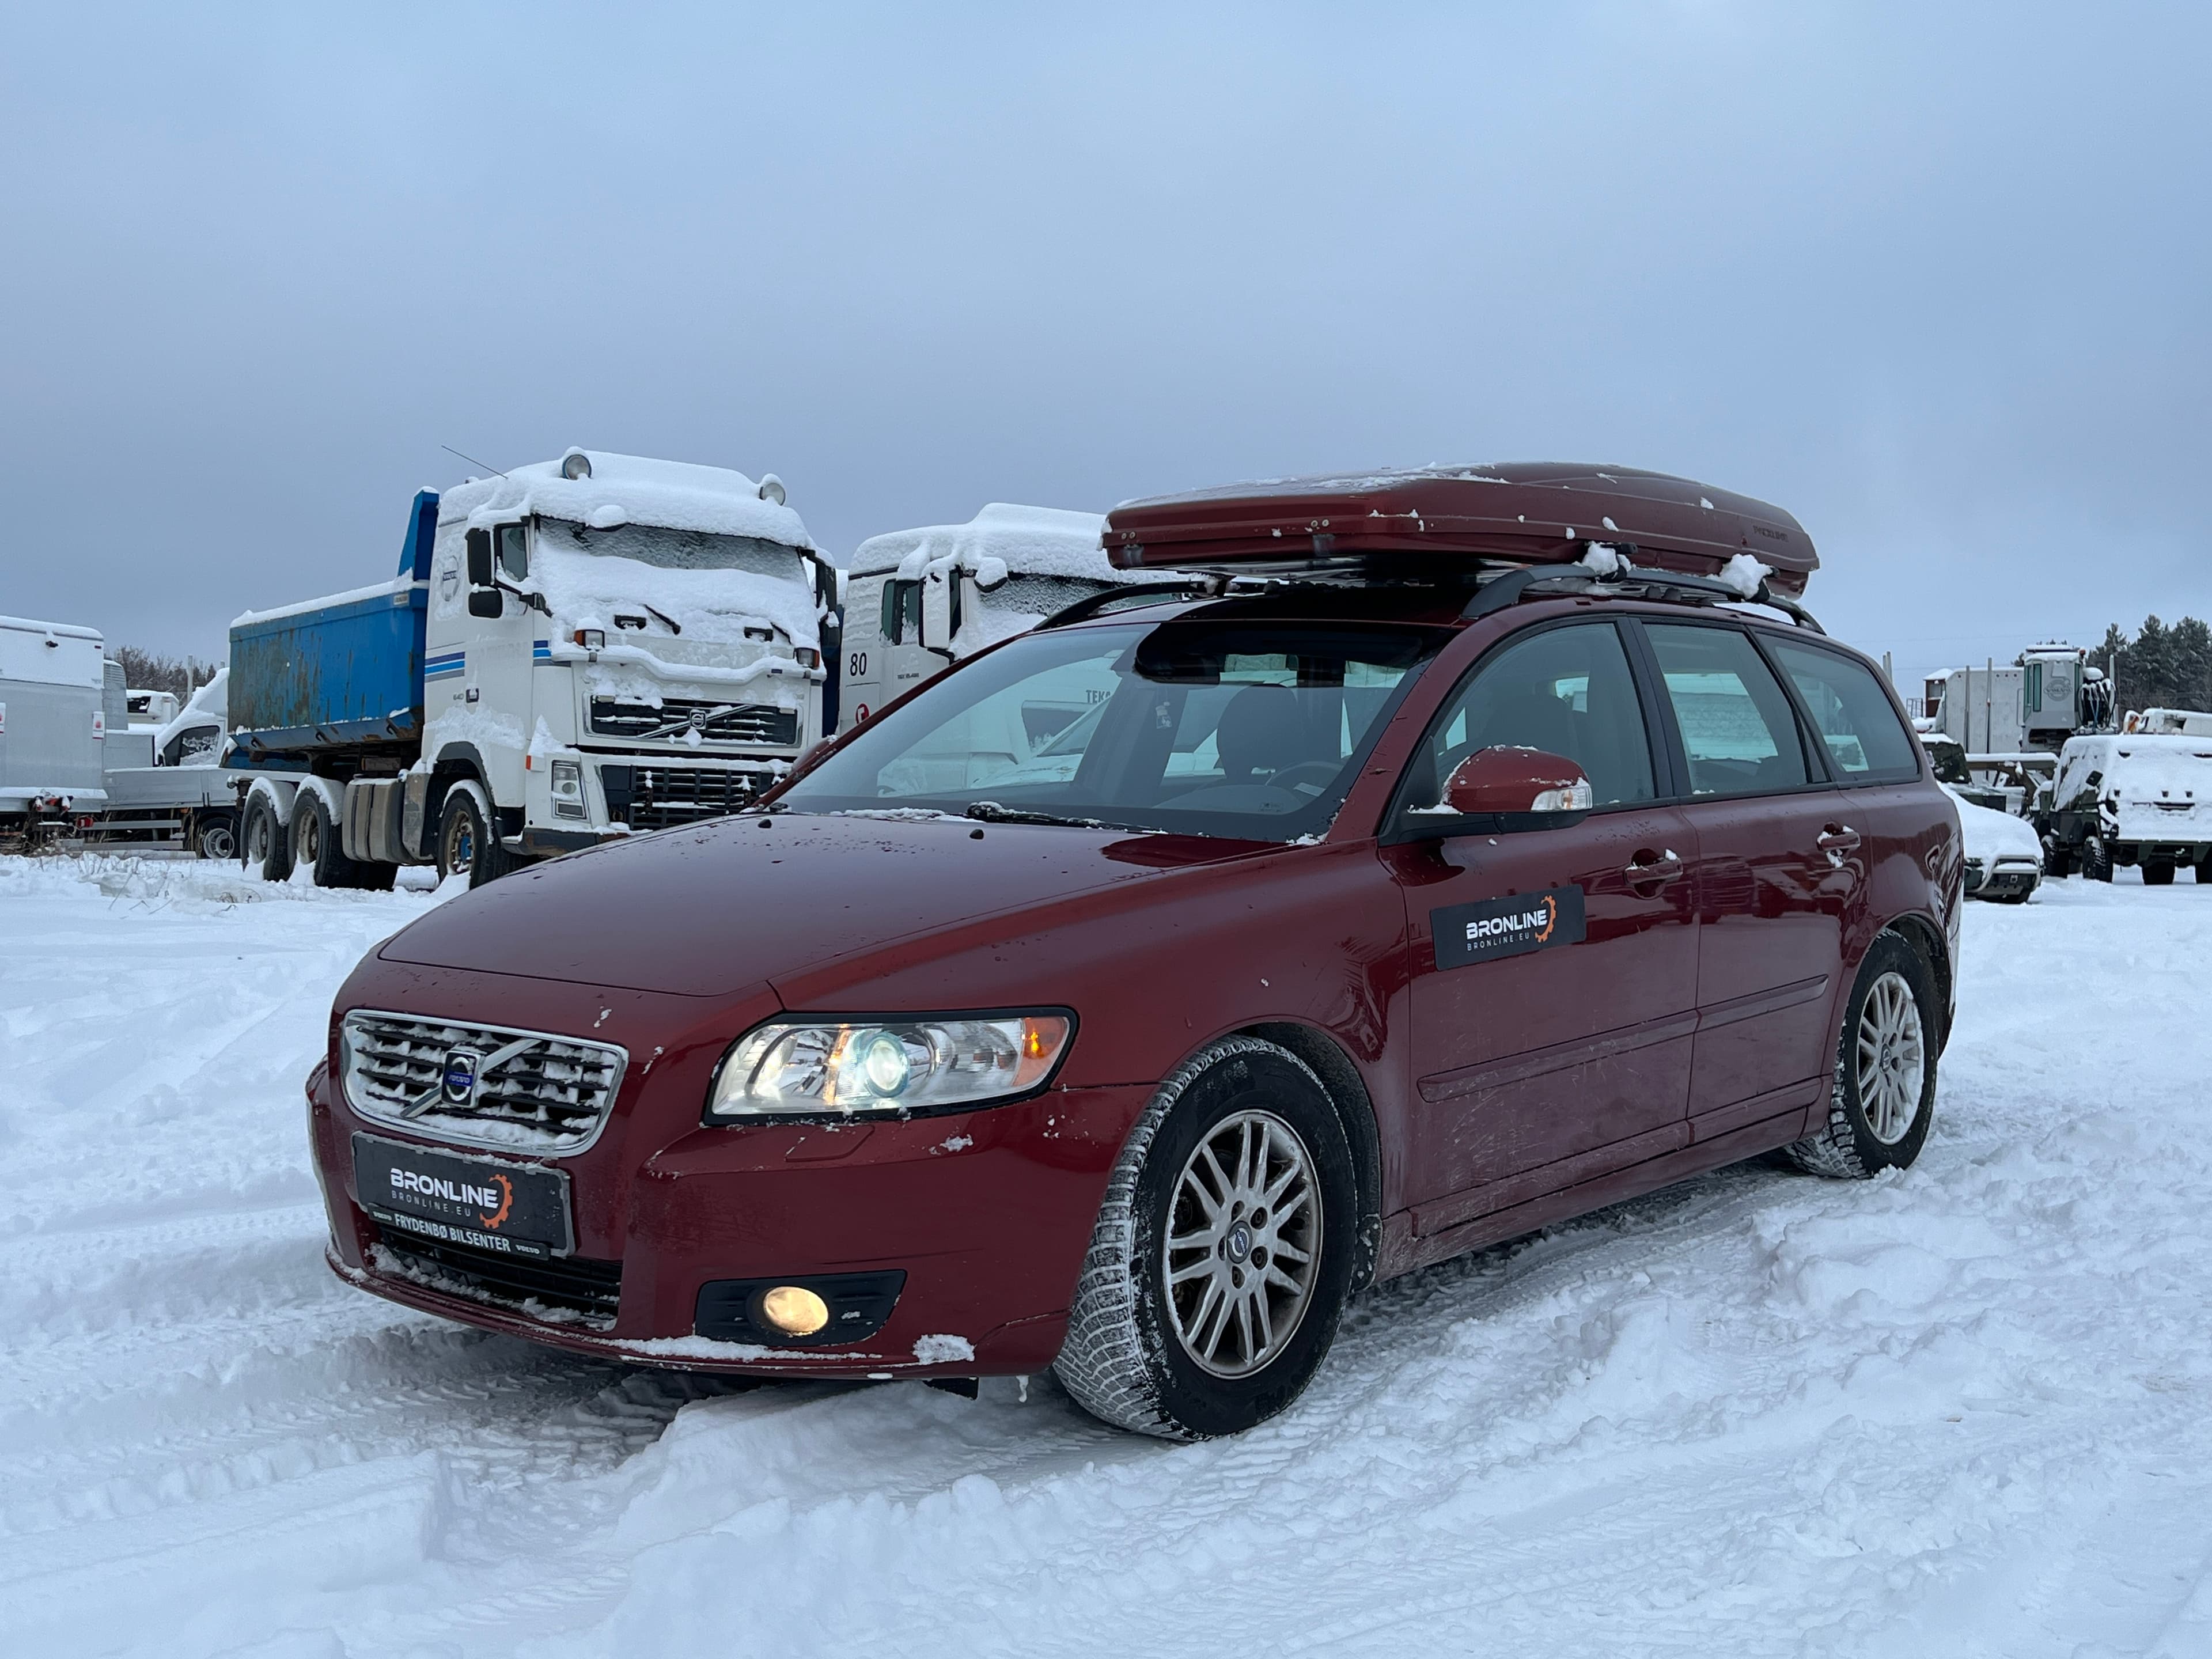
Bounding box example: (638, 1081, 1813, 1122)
(1236, 1021, 1383, 1292)
(1880, 911, 1952, 1053)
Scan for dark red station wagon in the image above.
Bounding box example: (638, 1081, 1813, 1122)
(312, 465, 1963, 1440)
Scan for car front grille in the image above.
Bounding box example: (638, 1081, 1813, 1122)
(589, 696, 799, 747)
(340, 1012, 627, 1153)
(598, 764, 777, 832)
(370, 1230, 622, 1327)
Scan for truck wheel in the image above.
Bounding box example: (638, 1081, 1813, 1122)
(2082, 835, 2113, 882)
(1782, 931, 1939, 1180)
(2143, 860, 2175, 887)
(244, 796, 293, 882)
(2041, 835, 2075, 878)
(291, 791, 358, 888)
(2197, 854, 2212, 884)
(1054, 1037, 1356, 1441)
(438, 787, 513, 888)
(193, 811, 238, 862)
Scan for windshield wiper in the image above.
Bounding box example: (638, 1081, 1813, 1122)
(963, 801, 1119, 830)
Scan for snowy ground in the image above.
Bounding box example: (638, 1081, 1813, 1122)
(3, 854, 2211, 1657)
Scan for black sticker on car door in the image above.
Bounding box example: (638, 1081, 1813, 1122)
(1431, 886, 1586, 969)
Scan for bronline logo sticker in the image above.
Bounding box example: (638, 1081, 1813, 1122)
(1432, 885, 1587, 969)
(389, 1165, 514, 1230)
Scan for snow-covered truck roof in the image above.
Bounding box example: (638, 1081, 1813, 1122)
(439, 449, 819, 551)
(1101, 463, 1818, 594)
(850, 503, 1129, 583)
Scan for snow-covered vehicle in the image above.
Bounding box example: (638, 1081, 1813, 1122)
(838, 503, 1175, 736)
(228, 450, 838, 888)
(2036, 732, 2212, 884)
(82, 669, 238, 856)
(1, 612, 108, 847)
(1944, 784, 2041, 903)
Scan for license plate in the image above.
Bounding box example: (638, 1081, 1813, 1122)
(353, 1132, 573, 1259)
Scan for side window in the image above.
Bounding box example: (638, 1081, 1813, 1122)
(1766, 639, 1921, 783)
(495, 523, 529, 580)
(880, 578, 902, 645)
(1645, 624, 1810, 797)
(879, 579, 922, 646)
(1403, 622, 1656, 813)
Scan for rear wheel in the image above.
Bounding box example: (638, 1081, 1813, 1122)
(192, 810, 237, 862)
(243, 794, 292, 881)
(2143, 859, 2176, 887)
(2082, 834, 2114, 882)
(2196, 853, 2212, 884)
(437, 786, 513, 888)
(2041, 835, 2075, 878)
(291, 791, 358, 888)
(1783, 932, 1939, 1180)
(1055, 1037, 1355, 1441)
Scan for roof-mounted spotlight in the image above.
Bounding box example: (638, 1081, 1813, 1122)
(560, 449, 593, 481)
(757, 474, 786, 506)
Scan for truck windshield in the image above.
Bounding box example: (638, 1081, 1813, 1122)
(539, 517, 809, 582)
(778, 619, 1446, 840)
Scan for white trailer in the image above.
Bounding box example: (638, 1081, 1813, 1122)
(1, 613, 108, 846)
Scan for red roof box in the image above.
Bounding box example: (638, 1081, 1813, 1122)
(1104, 463, 1817, 596)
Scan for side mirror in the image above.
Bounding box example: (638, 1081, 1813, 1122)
(919, 571, 954, 653)
(1427, 747, 1594, 831)
(465, 528, 494, 588)
(467, 589, 505, 619)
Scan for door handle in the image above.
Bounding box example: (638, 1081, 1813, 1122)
(1624, 849, 1685, 884)
(1816, 824, 1861, 865)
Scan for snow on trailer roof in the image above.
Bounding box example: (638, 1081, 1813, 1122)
(848, 503, 1123, 581)
(438, 449, 818, 551)
(1103, 463, 1817, 596)
(1, 614, 103, 642)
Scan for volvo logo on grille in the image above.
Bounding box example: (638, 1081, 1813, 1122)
(441, 1048, 482, 1105)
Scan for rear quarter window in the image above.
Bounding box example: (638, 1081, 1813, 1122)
(1766, 639, 1922, 785)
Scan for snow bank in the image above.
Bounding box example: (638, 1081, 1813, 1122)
(440, 450, 817, 552)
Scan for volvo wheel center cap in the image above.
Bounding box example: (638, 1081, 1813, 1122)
(1226, 1223, 1252, 1263)
(441, 1048, 482, 1105)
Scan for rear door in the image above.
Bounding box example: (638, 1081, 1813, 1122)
(1387, 619, 1699, 1231)
(1635, 621, 1861, 1140)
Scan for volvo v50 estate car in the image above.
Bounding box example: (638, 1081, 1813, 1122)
(311, 465, 1962, 1440)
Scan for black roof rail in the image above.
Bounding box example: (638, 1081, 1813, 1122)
(1462, 554, 1824, 634)
(1038, 578, 1224, 630)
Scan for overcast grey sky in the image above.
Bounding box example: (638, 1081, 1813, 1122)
(3, 3, 2205, 688)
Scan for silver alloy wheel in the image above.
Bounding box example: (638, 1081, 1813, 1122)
(1162, 1108, 1322, 1378)
(1855, 969, 1926, 1144)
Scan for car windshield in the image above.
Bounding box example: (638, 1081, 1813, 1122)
(780, 618, 1446, 839)
(537, 517, 810, 582)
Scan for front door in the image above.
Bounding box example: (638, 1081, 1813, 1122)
(1639, 621, 1860, 1137)
(1389, 620, 1699, 1233)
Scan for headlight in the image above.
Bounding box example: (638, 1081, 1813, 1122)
(551, 759, 585, 819)
(705, 1013, 1073, 1121)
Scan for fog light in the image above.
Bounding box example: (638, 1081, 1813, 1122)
(759, 1285, 829, 1336)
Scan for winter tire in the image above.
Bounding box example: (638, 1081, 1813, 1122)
(1783, 931, 1939, 1179)
(2143, 860, 2175, 887)
(2197, 854, 2212, 885)
(244, 795, 292, 882)
(193, 810, 238, 862)
(2041, 835, 2074, 878)
(1055, 1036, 1357, 1441)
(291, 791, 359, 888)
(438, 786, 513, 889)
(2082, 835, 2113, 882)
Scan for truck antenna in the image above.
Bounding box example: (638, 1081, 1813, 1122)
(440, 444, 507, 479)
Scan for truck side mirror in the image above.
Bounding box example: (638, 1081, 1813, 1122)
(920, 571, 954, 654)
(467, 589, 505, 619)
(465, 528, 494, 588)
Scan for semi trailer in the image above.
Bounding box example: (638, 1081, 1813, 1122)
(1, 613, 108, 847)
(226, 449, 838, 889)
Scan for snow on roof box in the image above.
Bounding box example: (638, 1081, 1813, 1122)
(439, 450, 818, 551)
(1103, 463, 1818, 595)
(850, 502, 1120, 582)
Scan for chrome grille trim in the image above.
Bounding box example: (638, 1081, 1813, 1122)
(340, 1010, 628, 1154)
(588, 695, 800, 747)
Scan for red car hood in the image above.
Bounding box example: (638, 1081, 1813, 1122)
(378, 813, 1258, 997)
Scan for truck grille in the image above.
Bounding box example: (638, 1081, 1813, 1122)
(371, 1231, 622, 1327)
(589, 696, 798, 747)
(599, 764, 777, 832)
(340, 1012, 627, 1153)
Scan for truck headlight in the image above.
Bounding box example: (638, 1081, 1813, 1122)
(705, 1013, 1073, 1122)
(551, 759, 586, 819)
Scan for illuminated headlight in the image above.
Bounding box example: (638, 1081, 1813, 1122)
(705, 1013, 1073, 1121)
(550, 759, 586, 819)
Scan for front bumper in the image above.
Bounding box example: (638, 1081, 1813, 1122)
(312, 1051, 1149, 1378)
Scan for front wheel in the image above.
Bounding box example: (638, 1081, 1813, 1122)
(2083, 835, 2114, 882)
(1055, 1037, 1356, 1441)
(1783, 931, 1940, 1179)
(437, 786, 513, 888)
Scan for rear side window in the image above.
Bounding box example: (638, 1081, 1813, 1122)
(1767, 639, 1921, 783)
(1646, 624, 1809, 797)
